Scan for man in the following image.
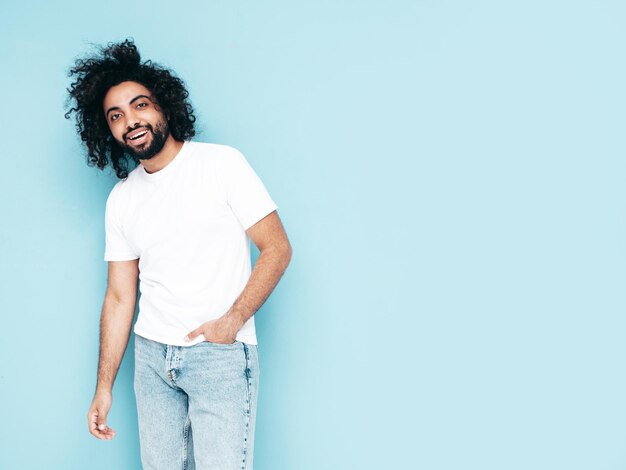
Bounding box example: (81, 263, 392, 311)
(65, 39, 292, 469)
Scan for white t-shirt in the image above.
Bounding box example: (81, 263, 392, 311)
(104, 141, 277, 346)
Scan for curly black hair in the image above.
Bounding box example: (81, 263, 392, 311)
(65, 39, 196, 179)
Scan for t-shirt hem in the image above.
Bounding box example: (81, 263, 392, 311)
(242, 203, 278, 230)
(134, 327, 258, 347)
(104, 253, 139, 261)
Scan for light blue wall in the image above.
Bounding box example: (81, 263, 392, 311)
(1, 1, 625, 469)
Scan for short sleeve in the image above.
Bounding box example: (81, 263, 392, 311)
(220, 147, 278, 230)
(104, 187, 139, 261)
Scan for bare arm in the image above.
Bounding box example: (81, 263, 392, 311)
(87, 259, 139, 440)
(186, 211, 292, 343)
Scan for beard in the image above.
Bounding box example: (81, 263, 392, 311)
(119, 119, 170, 160)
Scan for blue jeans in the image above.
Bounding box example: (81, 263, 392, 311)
(134, 334, 260, 470)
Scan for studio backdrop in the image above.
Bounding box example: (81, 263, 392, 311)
(1, 1, 625, 469)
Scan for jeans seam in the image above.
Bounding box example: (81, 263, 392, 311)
(241, 343, 252, 470)
(182, 414, 191, 470)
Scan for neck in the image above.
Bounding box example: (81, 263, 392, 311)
(140, 136, 184, 174)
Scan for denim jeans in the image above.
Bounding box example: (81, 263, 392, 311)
(134, 334, 259, 470)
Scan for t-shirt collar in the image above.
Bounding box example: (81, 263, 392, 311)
(138, 140, 190, 182)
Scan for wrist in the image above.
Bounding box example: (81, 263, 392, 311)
(95, 385, 113, 396)
(223, 308, 245, 332)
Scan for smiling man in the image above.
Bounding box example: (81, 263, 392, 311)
(65, 40, 292, 470)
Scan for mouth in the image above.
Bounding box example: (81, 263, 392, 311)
(126, 128, 150, 146)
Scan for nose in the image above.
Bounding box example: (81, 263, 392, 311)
(125, 109, 141, 130)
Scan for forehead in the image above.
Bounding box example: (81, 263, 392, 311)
(103, 81, 152, 110)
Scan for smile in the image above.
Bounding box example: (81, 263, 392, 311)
(128, 130, 148, 141)
(126, 129, 150, 145)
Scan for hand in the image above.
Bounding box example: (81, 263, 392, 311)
(87, 391, 116, 440)
(185, 314, 241, 344)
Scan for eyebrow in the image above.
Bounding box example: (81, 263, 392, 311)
(105, 94, 152, 117)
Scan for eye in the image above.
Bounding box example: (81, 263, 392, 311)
(110, 113, 121, 122)
(137, 102, 148, 109)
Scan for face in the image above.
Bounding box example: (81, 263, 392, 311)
(103, 81, 170, 160)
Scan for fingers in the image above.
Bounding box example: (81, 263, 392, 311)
(88, 405, 116, 440)
(186, 318, 239, 343)
(96, 411, 107, 432)
(185, 327, 202, 342)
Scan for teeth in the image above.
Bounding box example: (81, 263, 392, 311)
(129, 131, 148, 140)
